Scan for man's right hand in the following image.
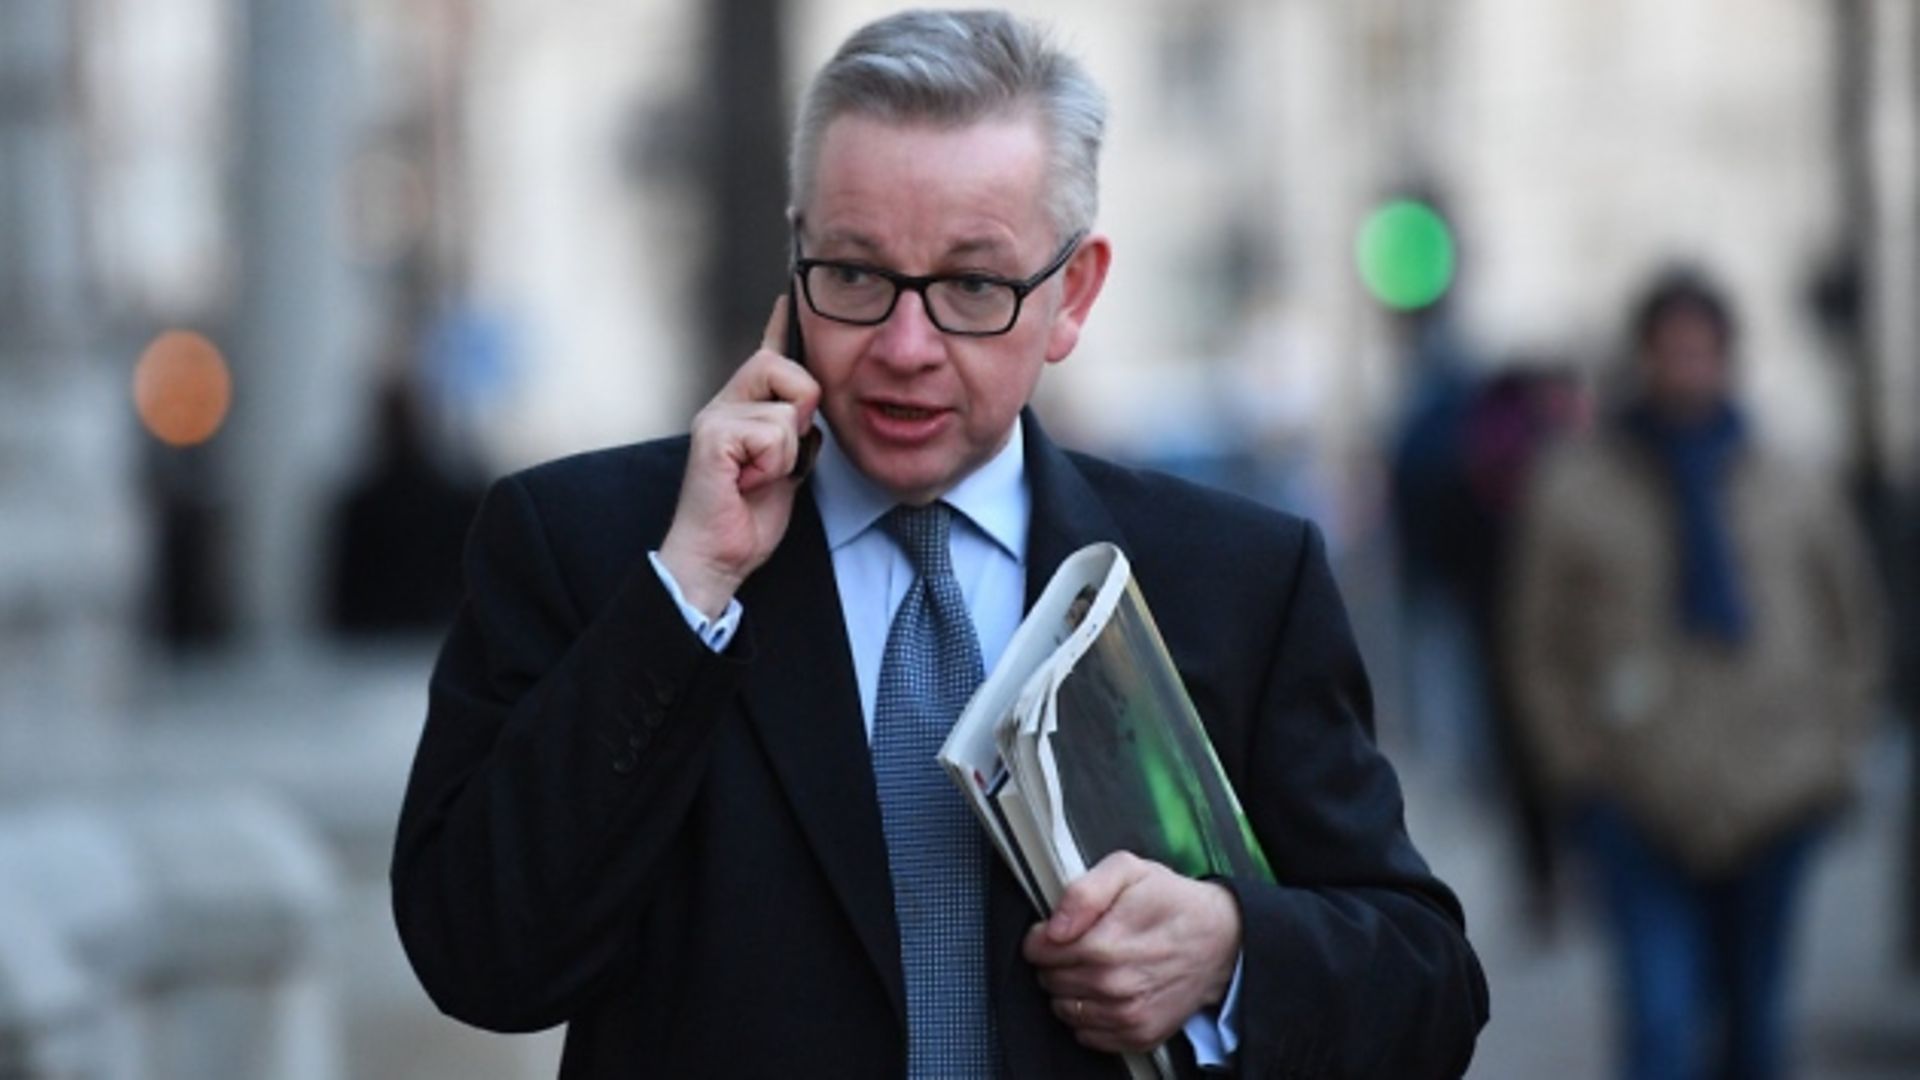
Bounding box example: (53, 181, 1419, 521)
(657, 295, 820, 617)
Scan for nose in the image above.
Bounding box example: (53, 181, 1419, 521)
(867, 289, 947, 372)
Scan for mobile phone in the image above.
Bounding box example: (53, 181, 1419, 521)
(786, 277, 822, 479)
(785, 277, 808, 369)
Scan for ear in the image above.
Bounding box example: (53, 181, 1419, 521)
(1044, 234, 1112, 364)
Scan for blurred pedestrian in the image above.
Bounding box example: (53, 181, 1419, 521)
(1388, 307, 1488, 774)
(1457, 362, 1589, 932)
(1505, 268, 1884, 1080)
(322, 373, 483, 637)
(1390, 308, 1590, 933)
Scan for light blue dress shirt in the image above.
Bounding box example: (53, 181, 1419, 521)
(652, 417, 1240, 1066)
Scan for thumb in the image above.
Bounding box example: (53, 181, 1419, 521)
(761, 292, 791, 357)
(1047, 852, 1141, 943)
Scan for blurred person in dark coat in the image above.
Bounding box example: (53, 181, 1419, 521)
(1507, 269, 1884, 1080)
(326, 374, 483, 634)
(324, 375, 483, 636)
(1456, 363, 1589, 932)
(391, 8, 1486, 1077)
(1390, 309, 1589, 933)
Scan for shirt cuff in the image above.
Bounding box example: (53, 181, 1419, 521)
(648, 550, 743, 652)
(1181, 952, 1244, 1070)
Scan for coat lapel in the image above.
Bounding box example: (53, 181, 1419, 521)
(736, 490, 905, 1025)
(1019, 413, 1128, 609)
(992, 413, 1134, 1077)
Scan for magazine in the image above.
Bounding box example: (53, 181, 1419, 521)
(938, 542, 1274, 1079)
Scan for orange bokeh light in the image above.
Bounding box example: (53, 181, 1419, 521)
(133, 330, 233, 447)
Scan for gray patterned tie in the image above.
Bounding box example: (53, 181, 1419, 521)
(873, 502, 997, 1077)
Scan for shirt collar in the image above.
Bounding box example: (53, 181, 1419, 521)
(812, 418, 1029, 562)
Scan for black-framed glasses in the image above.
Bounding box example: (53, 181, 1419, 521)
(791, 229, 1086, 337)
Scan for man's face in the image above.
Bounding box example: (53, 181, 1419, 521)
(1641, 307, 1730, 421)
(795, 112, 1107, 505)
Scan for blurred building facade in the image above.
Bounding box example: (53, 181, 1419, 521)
(2, 0, 1917, 1076)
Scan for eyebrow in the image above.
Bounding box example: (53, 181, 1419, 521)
(946, 236, 1015, 260)
(811, 229, 884, 257)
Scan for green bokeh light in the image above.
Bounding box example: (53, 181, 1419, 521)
(1356, 200, 1456, 310)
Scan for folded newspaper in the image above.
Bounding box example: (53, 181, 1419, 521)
(938, 542, 1274, 1080)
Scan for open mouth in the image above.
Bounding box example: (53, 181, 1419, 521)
(875, 403, 939, 420)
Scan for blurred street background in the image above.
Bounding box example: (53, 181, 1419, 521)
(3, 0, 1919, 1076)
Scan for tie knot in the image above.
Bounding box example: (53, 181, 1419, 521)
(882, 502, 956, 578)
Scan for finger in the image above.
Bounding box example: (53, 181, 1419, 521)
(694, 406, 802, 490)
(1023, 921, 1051, 960)
(1051, 993, 1131, 1032)
(1025, 920, 1116, 971)
(719, 353, 820, 420)
(1052, 995, 1098, 1031)
(694, 399, 803, 445)
(736, 397, 815, 471)
(700, 398, 816, 491)
(1035, 965, 1114, 1003)
(1037, 955, 1155, 1002)
(1058, 989, 1180, 1057)
(735, 417, 804, 492)
(1073, 1028, 1126, 1055)
(760, 293, 790, 356)
(1072, 1025, 1159, 1057)
(1051, 993, 1150, 1039)
(1048, 851, 1147, 944)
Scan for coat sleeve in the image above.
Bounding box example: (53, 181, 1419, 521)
(1219, 523, 1489, 1079)
(389, 473, 750, 1032)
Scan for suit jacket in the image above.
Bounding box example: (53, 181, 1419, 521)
(392, 416, 1488, 1079)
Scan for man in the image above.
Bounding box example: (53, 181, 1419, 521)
(393, 10, 1487, 1077)
(1506, 270, 1882, 1080)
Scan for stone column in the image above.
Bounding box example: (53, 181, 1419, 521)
(226, 0, 358, 649)
(0, 0, 142, 793)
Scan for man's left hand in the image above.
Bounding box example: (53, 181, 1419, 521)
(1022, 851, 1242, 1054)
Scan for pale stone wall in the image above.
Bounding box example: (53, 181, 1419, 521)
(1444, 0, 1850, 466)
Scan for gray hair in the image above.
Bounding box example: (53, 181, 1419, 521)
(789, 8, 1107, 241)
